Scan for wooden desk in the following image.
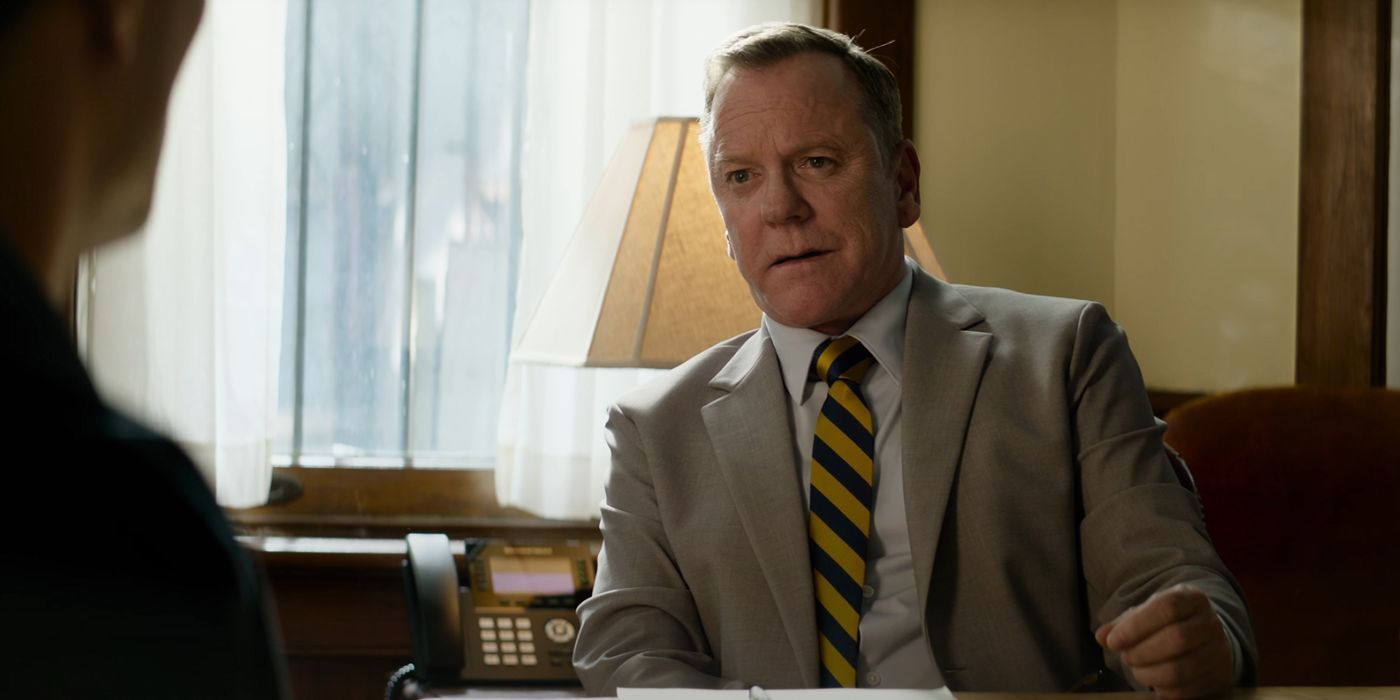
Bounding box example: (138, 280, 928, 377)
(422, 690, 1398, 700)
(956, 691, 1396, 700)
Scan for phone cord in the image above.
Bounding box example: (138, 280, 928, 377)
(385, 662, 417, 700)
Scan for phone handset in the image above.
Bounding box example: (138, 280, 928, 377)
(403, 533, 466, 684)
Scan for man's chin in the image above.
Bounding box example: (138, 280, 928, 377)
(758, 298, 855, 334)
(90, 192, 156, 250)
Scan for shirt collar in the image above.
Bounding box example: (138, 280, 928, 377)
(764, 258, 915, 405)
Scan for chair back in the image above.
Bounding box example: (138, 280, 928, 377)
(1164, 386, 1400, 685)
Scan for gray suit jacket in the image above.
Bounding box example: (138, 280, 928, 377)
(574, 270, 1255, 695)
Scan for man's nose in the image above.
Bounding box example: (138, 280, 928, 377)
(760, 172, 812, 226)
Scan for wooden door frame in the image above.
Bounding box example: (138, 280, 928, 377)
(822, 0, 917, 140)
(1297, 0, 1391, 387)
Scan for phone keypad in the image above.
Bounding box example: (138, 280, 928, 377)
(476, 617, 551, 669)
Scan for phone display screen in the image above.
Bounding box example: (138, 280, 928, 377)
(488, 556, 576, 595)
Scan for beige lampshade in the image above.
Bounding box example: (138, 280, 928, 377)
(513, 117, 945, 369)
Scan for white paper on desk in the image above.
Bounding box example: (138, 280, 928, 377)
(617, 689, 748, 700)
(431, 691, 596, 698)
(764, 688, 955, 700)
(614, 688, 954, 700)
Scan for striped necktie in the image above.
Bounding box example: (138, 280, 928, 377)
(808, 335, 877, 688)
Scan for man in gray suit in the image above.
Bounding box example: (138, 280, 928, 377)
(573, 23, 1254, 699)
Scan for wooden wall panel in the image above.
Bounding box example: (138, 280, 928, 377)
(822, 0, 916, 139)
(1297, 0, 1390, 386)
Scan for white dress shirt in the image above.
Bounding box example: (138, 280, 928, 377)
(763, 259, 941, 689)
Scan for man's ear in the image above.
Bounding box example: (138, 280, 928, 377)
(725, 230, 736, 261)
(87, 0, 145, 64)
(893, 139, 921, 229)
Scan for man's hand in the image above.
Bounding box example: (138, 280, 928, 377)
(1095, 584, 1234, 699)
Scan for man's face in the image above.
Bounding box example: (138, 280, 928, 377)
(90, 0, 205, 241)
(707, 52, 920, 335)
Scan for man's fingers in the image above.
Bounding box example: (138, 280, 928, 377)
(1127, 638, 1232, 699)
(1104, 586, 1209, 651)
(1099, 586, 1232, 699)
(1094, 621, 1114, 647)
(1119, 610, 1220, 667)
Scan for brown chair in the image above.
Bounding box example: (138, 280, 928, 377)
(1163, 386, 1400, 686)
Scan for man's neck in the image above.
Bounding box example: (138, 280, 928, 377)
(0, 195, 80, 313)
(807, 259, 908, 336)
(0, 35, 96, 312)
(0, 109, 87, 311)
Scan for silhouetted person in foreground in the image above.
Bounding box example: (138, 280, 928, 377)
(0, 1, 288, 696)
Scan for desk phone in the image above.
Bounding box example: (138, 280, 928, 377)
(402, 533, 595, 687)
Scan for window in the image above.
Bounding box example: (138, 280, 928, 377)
(274, 0, 530, 469)
(83, 0, 821, 517)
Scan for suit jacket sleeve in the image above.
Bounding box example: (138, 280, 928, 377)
(573, 403, 750, 695)
(1070, 302, 1258, 686)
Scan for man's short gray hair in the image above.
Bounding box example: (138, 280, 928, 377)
(700, 22, 903, 162)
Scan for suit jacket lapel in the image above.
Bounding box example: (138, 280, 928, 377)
(901, 271, 991, 619)
(702, 329, 818, 685)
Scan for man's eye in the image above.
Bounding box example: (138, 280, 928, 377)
(805, 156, 831, 168)
(728, 170, 751, 184)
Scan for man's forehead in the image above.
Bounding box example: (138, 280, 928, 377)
(711, 52, 852, 110)
(709, 112, 845, 162)
(708, 53, 864, 158)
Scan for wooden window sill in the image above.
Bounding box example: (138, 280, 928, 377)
(228, 466, 598, 540)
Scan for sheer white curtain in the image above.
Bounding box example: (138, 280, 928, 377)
(79, 0, 287, 508)
(496, 0, 819, 521)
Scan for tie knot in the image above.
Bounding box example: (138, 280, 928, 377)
(811, 336, 875, 387)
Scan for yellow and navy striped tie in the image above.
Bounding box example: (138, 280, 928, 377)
(808, 335, 877, 688)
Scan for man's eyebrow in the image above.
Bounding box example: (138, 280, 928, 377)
(791, 139, 849, 155)
(712, 140, 848, 165)
(709, 150, 753, 170)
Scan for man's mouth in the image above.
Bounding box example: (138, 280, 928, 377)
(772, 250, 828, 267)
